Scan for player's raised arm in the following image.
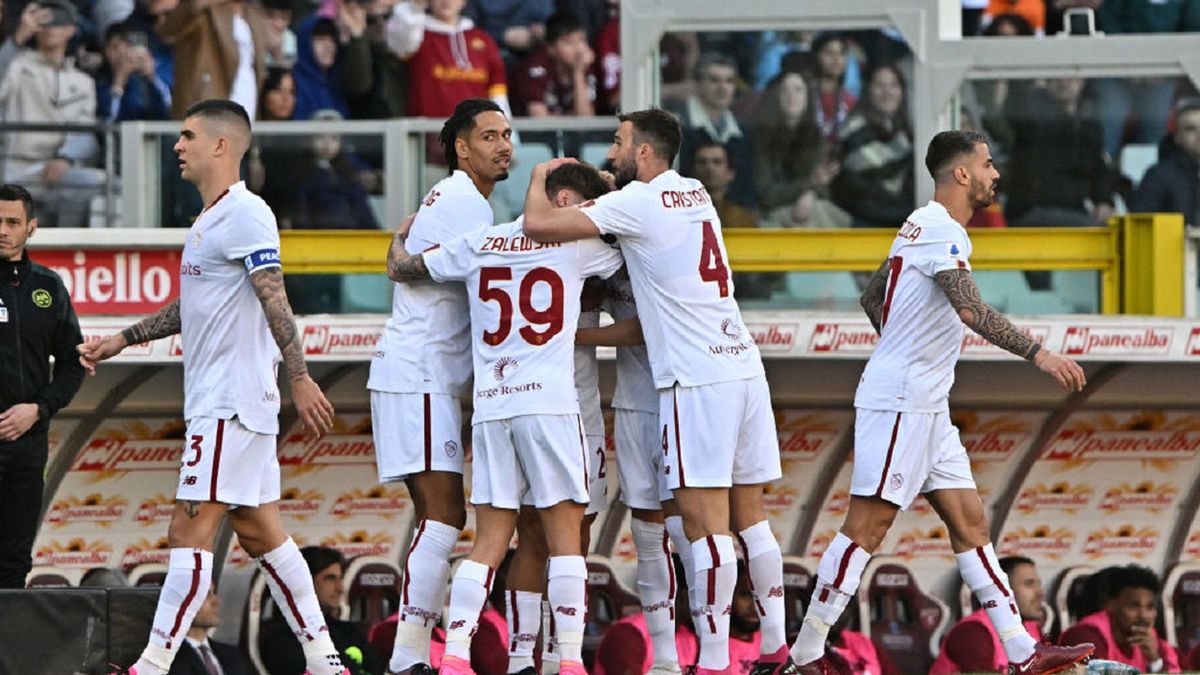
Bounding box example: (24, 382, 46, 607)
(522, 158, 602, 243)
(577, 317, 644, 347)
(248, 268, 335, 436)
(77, 298, 182, 374)
(859, 259, 890, 335)
(934, 268, 1086, 391)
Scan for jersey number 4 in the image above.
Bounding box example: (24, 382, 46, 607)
(698, 220, 730, 298)
(479, 266, 564, 346)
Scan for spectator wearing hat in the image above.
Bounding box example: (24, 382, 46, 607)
(0, 1, 106, 227)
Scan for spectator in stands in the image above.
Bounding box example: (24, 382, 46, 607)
(658, 30, 699, 106)
(1060, 564, 1181, 673)
(157, 0, 266, 119)
(691, 141, 756, 229)
(168, 584, 252, 675)
(340, 0, 408, 119)
(260, 0, 295, 66)
(386, 0, 512, 122)
(930, 556, 1046, 674)
(512, 11, 595, 117)
(0, 184, 84, 589)
(248, 67, 301, 226)
(592, 2, 619, 113)
(1004, 77, 1118, 226)
(594, 555, 698, 675)
(104, 0, 177, 92)
(1129, 98, 1200, 226)
(292, 15, 347, 119)
(262, 546, 385, 675)
(810, 32, 857, 146)
(467, 0, 551, 68)
(95, 21, 171, 122)
(672, 52, 755, 207)
(0, 1, 107, 228)
(294, 109, 379, 229)
(831, 63, 914, 229)
(828, 621, 894, 675)
(258, 64, 295, 120)
(1093, 1, 1200, 157)
(964, 14, 1034, 162)
(752, 69, 849, 228)
(982, 0, 1046, 34)
(79, 566, 130, 587)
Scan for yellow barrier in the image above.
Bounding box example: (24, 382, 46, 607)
(278, 216, 1185, 316)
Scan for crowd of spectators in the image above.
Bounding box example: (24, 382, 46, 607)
(0, 0, 1196, 241)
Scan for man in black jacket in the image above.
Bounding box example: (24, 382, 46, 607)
(1130, 100, 1200, 228)
(0, 182, 85, 588)
(168, 584, 253, 675)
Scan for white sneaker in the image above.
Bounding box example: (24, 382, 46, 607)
(647, 665, 683, 675)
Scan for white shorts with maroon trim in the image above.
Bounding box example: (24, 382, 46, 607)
(615, 409, 670, 509)
(370, 391, 464, 483)
(849, 408, 976, 510)
(177, 416, 279, 506)
(660, 375, 781, 491)
(472, 414, 591, 510)
(584, 434, 609, 515)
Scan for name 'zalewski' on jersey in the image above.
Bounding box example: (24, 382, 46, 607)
(580, 170, 765, 389)
(855, 200, 974, 414)
(178, 182, 282, 434)
(424, 216, 624, 424)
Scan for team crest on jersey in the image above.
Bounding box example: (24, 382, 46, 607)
(890, 473, 904, 491)
(191, 230, 203, 248)
(444, 441, 459, 458)
(32, 289, 52, 308)
(720, 318, 742, 341)
(470, 37, 487, 51)
(492, 356, 518, 381)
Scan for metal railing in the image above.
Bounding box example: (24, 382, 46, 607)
(0, 121, 119, 227)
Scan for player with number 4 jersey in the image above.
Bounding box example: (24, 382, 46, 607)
(522, 109, 787, 675)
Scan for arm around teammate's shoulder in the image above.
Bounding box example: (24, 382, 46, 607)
(934, 268, 1086, 391)
(523, 158, 603, 243)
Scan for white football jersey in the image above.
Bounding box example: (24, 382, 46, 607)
(575, 310, 604, 439)
(178, 181, 282, 434)
(855, 201, 973, 413)
(368, 171, 493, 396)
(580, 170, 764, 389)
(424, 217, 624, 423)
(604, 275, 656, 414)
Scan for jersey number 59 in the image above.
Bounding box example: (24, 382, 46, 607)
(479, 266, 564, 346)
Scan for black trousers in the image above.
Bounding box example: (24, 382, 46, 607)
(0, 432, 47, 589)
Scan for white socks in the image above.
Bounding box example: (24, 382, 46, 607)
(257, 538, 343, 674)
(632, 518, 679, 668)
(957, 544, 1037, 663)
(738, 520, 786, 655)
(665, 515, 695, 610)
(391, 519, 461, 672)
(690, 534, 736, 670)
(444, 559, 494, 661)
(136, 548, 214, 673)
(541, 598, 560, 675)
(547, 555, 588, 664)
(507, 589, 543, 672)
(791, 532, 870, 666)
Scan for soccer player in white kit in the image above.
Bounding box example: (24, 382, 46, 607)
(370, 98, 512, 675)
(782, 130, 1093, 675)
(79, 100, 345, 675)
(387, 162, 625, 675)
(522, 109, 789, 675)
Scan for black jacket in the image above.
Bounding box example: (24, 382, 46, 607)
(1128, 140, 1200, 226)
(261, 615, 384, 675)
(0, 251, 84, 444)
(168, 639, 253, 675)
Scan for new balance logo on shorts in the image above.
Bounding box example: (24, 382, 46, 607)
(767, 585, 784, 598)
(181, 475, 197, 486)
(449, 620, 466, 631)
(555, 606, 578, 616)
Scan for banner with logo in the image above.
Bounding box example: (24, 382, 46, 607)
(76, 314, 1200, 362)
(1000, 410, 1200, 575)
(34, 418, 186, 570)
(32, 249, 181, 315)
(46, 418, 80, 475)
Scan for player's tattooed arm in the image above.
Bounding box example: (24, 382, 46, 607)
(935, 268, 1039, 360)
(120, 298, 181, 345)
(859, 260, 889, 335)
(386, 212, 430, 282)
(249, 268, 309, 380)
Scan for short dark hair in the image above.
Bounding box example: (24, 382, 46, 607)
(545, 162, 611, 201)
(999, 556, 1036, 577)
(0, 184, 35, 219)
(184, 99, 252, 134)
(1107, 564, 1160, 598)
(440, 98, 504, 172)
(925, 129, 989, 180)
(617, 108, 682, 166)
(104, 21, 133, 44)
(694, 52, 738, 82)
(300, 545, 346, 577)
(1178, 97, 1200, 120)
(984, 13, 1035, 37)
(691, 140, 733, 170)
(311, 17, 338, 40)
(545, 11, 585, 45)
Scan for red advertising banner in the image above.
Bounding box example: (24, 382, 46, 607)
(31, 249, 181, 315)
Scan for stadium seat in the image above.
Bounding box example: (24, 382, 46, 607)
(244, 569, 272, 675)
(344, 556, 403, 635)
(1050, 270, 1100, 313)
(772, 271, 863, 311)
(782, 556, 815, 643)
(1053, 565, 1097, 629)
(1163, 563, 1200, 654)
(342, 273, 395, 314)
(858, 557, 948, 673)
(489, 142, 555, 222)
(24, 565, 75, 588)
(127, 563, 168, 587)
(580, 143, 610, 169)
(973, 270, 1073, 314)
(1119, 143, 1159, 188)
(584, 555, 641, 670)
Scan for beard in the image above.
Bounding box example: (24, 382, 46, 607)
(970, 179, 996, 209)
(611, 156, 638, 188)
